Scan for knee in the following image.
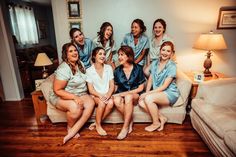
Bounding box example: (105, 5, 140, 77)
(125, 94, 133, 102)
(144, 94, 154, 104)
(113, 97, 121, 106)
(138, 100, 145, 109)
(97, 101, 106, 109)
(68, 107, 82, 120)
(107, 99, 114, 110)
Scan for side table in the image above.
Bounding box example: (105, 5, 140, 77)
(31, 90, 47, 124)
(185, 72, 226, 112)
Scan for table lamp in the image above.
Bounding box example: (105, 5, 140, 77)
(193, 31, 227, 77)
(34, 53, 53, 78)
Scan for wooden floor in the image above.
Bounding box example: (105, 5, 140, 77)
(0, 100, 213, 157)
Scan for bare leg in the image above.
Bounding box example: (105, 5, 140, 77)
(63, 95, 95, 144)
(144, 92, 169, 132)
(89, 99, 114, 131)
(94, 98, 107, 136)
(117, 94, 138, 140)
(158, 112, 168, 131)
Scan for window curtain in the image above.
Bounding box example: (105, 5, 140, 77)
(9, 5, 39, 45)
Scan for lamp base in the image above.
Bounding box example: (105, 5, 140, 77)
(204, 71, 212, 77)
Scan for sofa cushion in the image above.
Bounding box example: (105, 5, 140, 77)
(40, 74, 55, 102)
(173, 70, 192, 107)
(224, 130, 236, 155)
(192, 99, 236, 139)
(196, 78, 236, 106)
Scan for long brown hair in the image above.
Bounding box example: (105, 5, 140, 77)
(61, 43, 85, 75)
(97, 22, 114, 48)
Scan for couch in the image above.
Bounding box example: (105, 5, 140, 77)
(40, 69, 192, 124)
(190, 78, 236, 157)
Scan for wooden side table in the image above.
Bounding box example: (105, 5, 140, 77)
(31, 90, 47, 123)
(185, 72, 226, 113)
(185, 72, 226, 99)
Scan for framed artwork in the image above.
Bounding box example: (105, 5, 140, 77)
(69, 21, 82, 30)
(37, 20, 47, 39)
(217, 7, 236, 29)
(68, 1, 81, 18)
(35, 79, 45, 91)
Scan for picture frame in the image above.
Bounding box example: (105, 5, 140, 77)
(68, 1, 81, 18)
(35, 79, 45, 91)
(217, 7, 236, 29)
(37, 20, 47, 39)
(69, 21, 82, 30)
(194, 72, 204, 83)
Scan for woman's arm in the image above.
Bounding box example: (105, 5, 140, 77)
(145, 75, 153, 92)
(53, 78, 82, 103)
(106, 79, 115, 98)
(134, 49, 148, 64)
(149, 77, 174, 94)
(87, 82, 102, 98)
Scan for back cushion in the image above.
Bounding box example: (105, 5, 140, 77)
(197, 78, 236, 106)
(40, 74, 55, 102)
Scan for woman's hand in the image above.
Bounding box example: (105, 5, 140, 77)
(73, 96, 84, 106)
(139, 93, 147, 101)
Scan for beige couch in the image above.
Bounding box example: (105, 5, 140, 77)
(190, 78, 236, 157)
(41, 70, 192, 124)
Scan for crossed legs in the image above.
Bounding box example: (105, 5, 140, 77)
(62, 94, 95, 144)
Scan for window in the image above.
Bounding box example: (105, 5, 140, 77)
(9, 4, 39, 45)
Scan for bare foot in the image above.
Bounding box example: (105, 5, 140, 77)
(128, 120, 133, 134)
(63, 133, 74, 145)
(88, 122, 96, 130)
(158, 116, 167, 131)
(144, 123, 161, 132)
(117, 128, 129, 140)
(68, 126, 80, 138)
(96, 126, 107, 136)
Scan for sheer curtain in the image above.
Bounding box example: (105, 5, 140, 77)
(9, 5, 39, 45)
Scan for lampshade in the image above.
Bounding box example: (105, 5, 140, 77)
(193, 32, 227, 51)
(34, 53, 53, 66)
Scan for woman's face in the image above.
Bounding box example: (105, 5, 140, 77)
(153, 22, 165, 37)
(67, 45, 79, 63)
(160, 45, 173, 61)
(73, 30, 84, 45)
(131, 22, 142, 37)
(118, 50, 129, 65)
(104, 26, 113, 40)
(95, 49, 106, 64)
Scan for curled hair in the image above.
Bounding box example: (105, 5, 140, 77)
(118, 46, 134, 64)
(132, 19, 146, 34)
(91, 47, 105, 63)
(97, 22, 114, 48)
(160, 41, 175, 54)
(61, 43, 85, 74)
(153, 19, 167, 33)
(69, 28, 81, 39)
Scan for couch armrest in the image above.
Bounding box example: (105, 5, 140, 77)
(195, 77, 236, 106)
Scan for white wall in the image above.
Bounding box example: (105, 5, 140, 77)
(0, 1, 24, 100)
(52, 0, 236, 76)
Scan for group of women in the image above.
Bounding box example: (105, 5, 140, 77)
(48, 18, 180, 144)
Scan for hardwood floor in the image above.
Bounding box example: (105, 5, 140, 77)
(0, 100, 213, 157)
